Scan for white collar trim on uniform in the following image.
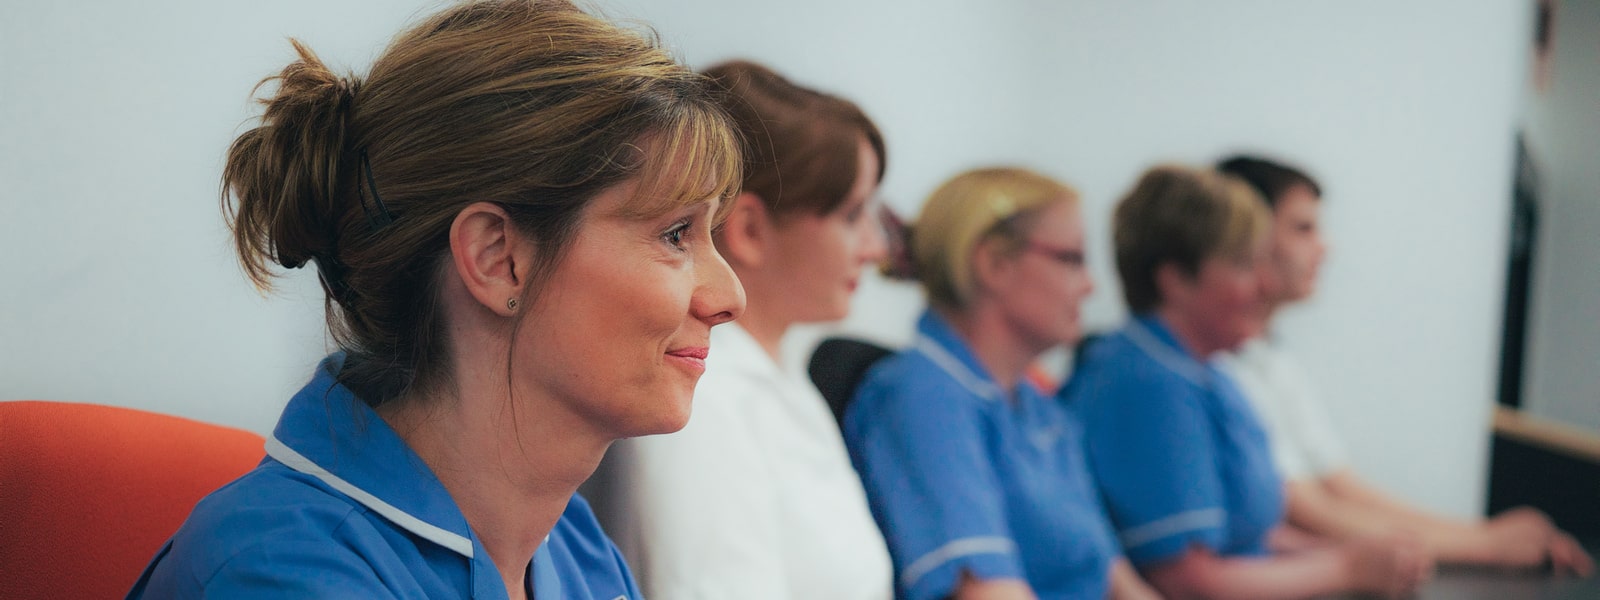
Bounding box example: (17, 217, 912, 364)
(913, 334, 1004, 402)
(1125, 320, 1210, 388)
(266, 435, 476, 558)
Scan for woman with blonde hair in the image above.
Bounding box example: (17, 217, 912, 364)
(589, 60, 894, 599)
(128, 1, 745, 597)
(844, 167, 1158, 600)
(1061, 165, 1431, 599)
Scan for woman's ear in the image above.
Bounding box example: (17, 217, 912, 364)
(1153, 262, 1192, 307)
(449, 201, 528, 317)
(716, 192, 773, 269)
(970, 236, 1017, 295)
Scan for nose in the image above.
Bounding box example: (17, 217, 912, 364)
(859, 205, 889, 264)
(693, 242, 746, 327)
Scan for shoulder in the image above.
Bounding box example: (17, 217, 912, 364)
(853, 349, 982, 414)
(1065, 333, 1201, 414)
(148, 463, 395, 593)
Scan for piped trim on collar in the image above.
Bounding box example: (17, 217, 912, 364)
(913, 334, 1004, 402)
(266, 435, 475, 558)
(1124, 319, 1210, 388)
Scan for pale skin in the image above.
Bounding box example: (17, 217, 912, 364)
(377, 183, 744, 599)
(938, 201, 1159, 600)
(1261, 185, 1594, 577)
(1133, 243, 1433, 600)
(717, 136, 886, 359)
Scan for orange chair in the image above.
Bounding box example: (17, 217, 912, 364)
(0, 401, 265, 599)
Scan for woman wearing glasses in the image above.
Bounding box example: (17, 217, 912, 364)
(844, 167, 1157, 600)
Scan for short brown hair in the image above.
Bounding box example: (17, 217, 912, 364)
(1216, 155, 1322, 209)
(703, 60, 884, 220)
(224, 0, 741, 406)
(1113, 165, 1269, 313)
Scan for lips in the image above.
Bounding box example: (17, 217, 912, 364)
(666, 346, 708, 360)
(665, 345, 709, 375)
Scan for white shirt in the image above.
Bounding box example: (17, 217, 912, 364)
(588, 324, 894, 600)
(1216, 338, 1349, 481)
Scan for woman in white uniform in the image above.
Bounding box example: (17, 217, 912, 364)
(589, 60, 894, 599)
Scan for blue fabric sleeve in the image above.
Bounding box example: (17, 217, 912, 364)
(845, 360, 1026, 600)
(182, 540, 404, 599)
(129, 501, 417, 599)
(1074, 367, 1228, 567)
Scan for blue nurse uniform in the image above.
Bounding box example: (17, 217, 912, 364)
(845, 311, 1119, 600)
(128, 354, 642, 599)
(1061, 315, 1284, 567)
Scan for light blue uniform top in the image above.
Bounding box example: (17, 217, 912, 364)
(1060, 314, 1284, 567)
(844, 311, 1119, 600)
(128, 354, 642, 600)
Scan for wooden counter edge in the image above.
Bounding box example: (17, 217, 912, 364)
(1492, 405, 1600, 464)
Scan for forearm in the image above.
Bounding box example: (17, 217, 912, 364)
(1283, 480, 1408, 542)
(1266, 524, 1333, 553)
(1323, 471, 1472, 529)
(1107, 559, 1162, 600)
(1144, 547, 1356, 600)
(953, 573, 1036, 600)
(1317, 471, 1492, 562)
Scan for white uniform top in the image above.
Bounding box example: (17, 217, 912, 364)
(1216, 338, 1349, 481)
(591, 323, 894, 600)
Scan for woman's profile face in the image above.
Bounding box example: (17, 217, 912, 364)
(513, 177, 745, 440)
(763, 136, 887, 324)
(1173, 241, 1271, 354)
(986, 200, 1095, 351)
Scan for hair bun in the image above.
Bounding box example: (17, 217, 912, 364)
(225, 38, 363, 286)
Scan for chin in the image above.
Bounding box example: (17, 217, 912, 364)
(811, 302, 852, 324)
(634, 390, 696, 437)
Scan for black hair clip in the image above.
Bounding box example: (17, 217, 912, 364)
(358, 149, 395, 231)
(311, 252, 355, 303)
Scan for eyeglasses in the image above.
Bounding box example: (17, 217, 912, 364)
(1023, 241, 1085, 267)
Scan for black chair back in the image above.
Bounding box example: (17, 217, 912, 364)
(807, 337, 894, 427)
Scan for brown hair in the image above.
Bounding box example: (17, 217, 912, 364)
(1113, 165, 1269, 313)
(225, 0, 741, 406)
(911, 167, 1078, 311)
(702, 60, 885, 220)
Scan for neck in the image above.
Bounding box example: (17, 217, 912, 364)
(937, 304, 1044, 394)
(1153, 305, 1220, 359)
(379, 356, 608, 597)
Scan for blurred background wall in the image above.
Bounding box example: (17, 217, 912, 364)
(1, 0, 1540, 518)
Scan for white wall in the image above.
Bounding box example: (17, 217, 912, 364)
(1523, 0, 1600, 431)
(1, 0, 1528, 517)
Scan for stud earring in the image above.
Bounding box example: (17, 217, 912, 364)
(506, 298, 519, 312)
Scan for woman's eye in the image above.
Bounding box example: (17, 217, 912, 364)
(663, 220, 691, 251)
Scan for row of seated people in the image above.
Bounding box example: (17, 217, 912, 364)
(583, 63, 1595, 600)
(125, 1, 1590, 597)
